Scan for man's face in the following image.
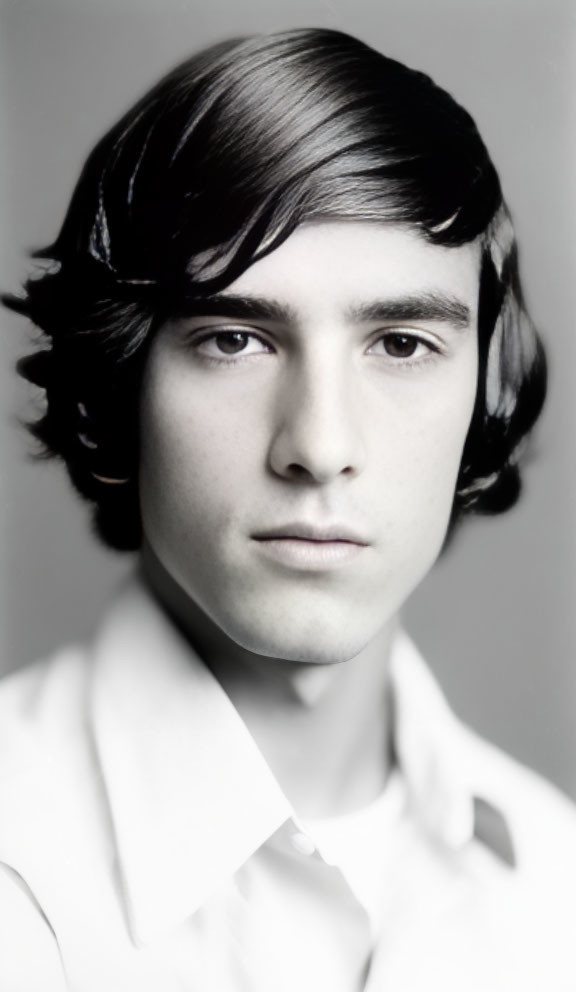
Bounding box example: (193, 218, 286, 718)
(139, 221, 479, 664)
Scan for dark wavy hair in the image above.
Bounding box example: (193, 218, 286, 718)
(3, 28, 546, 551)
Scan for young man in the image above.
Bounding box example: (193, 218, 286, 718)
(1, 27, 574, 992)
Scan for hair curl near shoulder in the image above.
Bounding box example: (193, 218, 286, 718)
(3, 28, 546, 551)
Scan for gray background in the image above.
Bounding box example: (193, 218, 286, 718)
(1, 0, 574, 798)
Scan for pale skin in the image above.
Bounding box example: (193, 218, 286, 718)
(139, 220, 481, 818)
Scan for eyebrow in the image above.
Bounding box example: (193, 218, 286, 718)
(174, 291, 472, 330)
(347, 293, 472, 330)
(174, 293, 298, 323)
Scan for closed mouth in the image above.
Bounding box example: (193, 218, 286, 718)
(252, 523, 369, 545)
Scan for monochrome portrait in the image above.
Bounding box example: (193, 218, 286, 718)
(0, 2, 574, 989)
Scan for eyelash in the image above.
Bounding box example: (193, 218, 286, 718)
(367, 333, 441, 365)
(189, 330, 273, 364)
(187, 328, 442, 369)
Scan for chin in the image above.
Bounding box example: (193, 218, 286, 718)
(217, 607, 382, 665)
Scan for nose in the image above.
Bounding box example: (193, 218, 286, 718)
(268, 356, 366, 485)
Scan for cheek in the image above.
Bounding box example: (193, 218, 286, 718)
(138, 365, 262, 537)
(381, 364, 476, 460)
(413, 393, 475, 478)
(372, 362, 478, 532)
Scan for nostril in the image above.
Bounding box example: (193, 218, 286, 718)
(283, 460, 356, 484)
(287, 463, 312, 479)
(268, 412, 365, 483)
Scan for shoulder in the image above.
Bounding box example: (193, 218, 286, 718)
(0, 862, 67, 992)
(461, 718, 576, 876)
(0, 644, 100, 869)
(0, 648, 95, 989)
(0, 644, 98, 858)
(392, 632, 576, 874)
(0, 645, 91, 779)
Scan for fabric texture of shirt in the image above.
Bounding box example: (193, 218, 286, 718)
(0, 574, 575, 991)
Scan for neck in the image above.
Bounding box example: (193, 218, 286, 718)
(141, 547, 397, 819)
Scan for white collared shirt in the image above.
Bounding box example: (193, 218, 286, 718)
(0, 575, 575, 991)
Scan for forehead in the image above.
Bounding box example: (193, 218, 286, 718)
(220, 221, 481, 322)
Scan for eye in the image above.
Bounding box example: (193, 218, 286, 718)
(368, 332, 437, 360)
(192, 330, 272, 359)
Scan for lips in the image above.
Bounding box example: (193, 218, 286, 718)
(252, 523, 369, 545)
(251, 523, 370, 571)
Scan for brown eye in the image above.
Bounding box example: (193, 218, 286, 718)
(191, 329, 273, 361)
(382, 333, 419, 358)
(215, 332, 250, 354)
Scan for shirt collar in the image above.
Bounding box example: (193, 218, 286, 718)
(89, 576, 293, 945)
(390, 630, 476, 848)
(89, 574, 514, 946)
(390, 631, 516, 868)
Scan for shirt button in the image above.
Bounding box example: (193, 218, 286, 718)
(291, 831, 316, 856)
